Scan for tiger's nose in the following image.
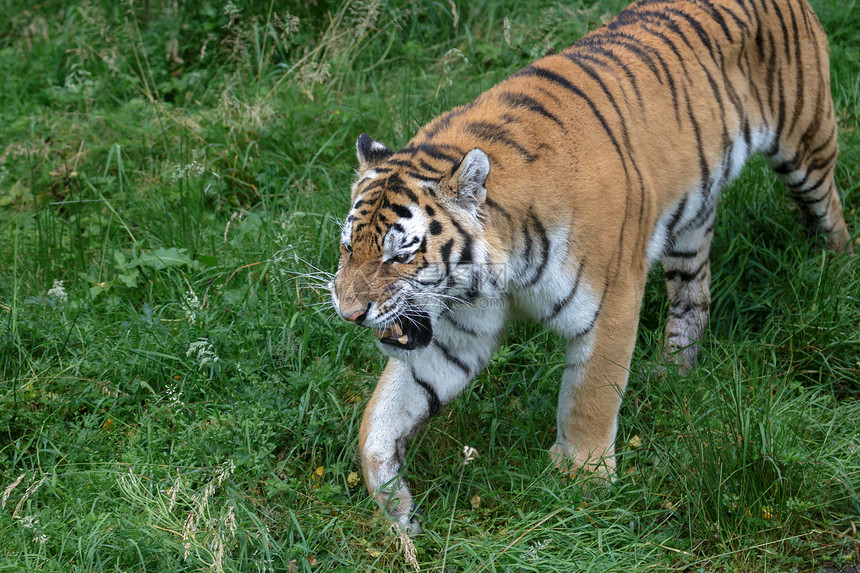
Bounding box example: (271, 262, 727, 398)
(342, 304, 370, 324)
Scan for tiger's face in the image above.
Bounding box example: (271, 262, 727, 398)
(330, 134, 491, 356)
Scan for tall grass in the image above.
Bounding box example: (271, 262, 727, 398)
(1, 0, 858, 571)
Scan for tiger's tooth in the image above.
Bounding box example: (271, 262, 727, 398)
(397, 335, 409, 345)
(392, 323, 402, 337)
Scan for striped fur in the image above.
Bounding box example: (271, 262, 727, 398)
(329, 0, 852, 532)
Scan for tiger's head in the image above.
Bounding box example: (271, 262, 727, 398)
(330, 133, 492, 357)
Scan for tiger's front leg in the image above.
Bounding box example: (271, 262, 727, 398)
(550, 283, 644, 478)
(358, 359, 432, 532)
(358, 316, 501, 532)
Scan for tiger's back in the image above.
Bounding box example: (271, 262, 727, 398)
(330, 0, 852, 532)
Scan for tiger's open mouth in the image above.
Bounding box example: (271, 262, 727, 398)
(373, 309, 433, 351)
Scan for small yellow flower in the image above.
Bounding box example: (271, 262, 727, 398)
(347, 472, 361, 488)
(470, 494, 481, 509)
(311, 466, 324, 488)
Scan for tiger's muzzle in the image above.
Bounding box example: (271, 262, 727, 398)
(372, 306, 434, 351)
(332, 263, 434, 351)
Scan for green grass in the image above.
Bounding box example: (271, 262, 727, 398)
(1, 0, 858, 571)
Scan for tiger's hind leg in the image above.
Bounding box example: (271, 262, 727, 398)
(661, 209, 716, 372)
(769, 125, 852, 253)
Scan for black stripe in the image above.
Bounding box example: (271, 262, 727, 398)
(665, 258, 708, 283)
(389, 204, 412, 219)
(689, 49, 729, 150)
(387, 158, 415, 169)
(669, 300, 709, 319)
(679, 201, 717, 238)
(498, 91, 565, 130)
(387, 174, 420, 204)
(785, 169, 811, 190)
(761, 33, 780, 156)
(403, 142, 462, 163)
(464, 120, 537, 162)
(548, 259, 586, 320)
(433, 341, 471, 376)
(521, 217, 533, 269)
(717, 54, 745, 150)
(412, 371, 441, 417)
(667, 195, 688, 239)
(449, 218, 474, 266)
(790, 168, 831, 196)
(792, 192, 829, 206)
(568, 282, 608, 339)
(664, 7, 715, 57)
(693, 0, 734, 42)
(418, 159, 442, 174)
(768, 0, 792, 61)
(633, 24, 682, 122)
(405, 171, 440, 184)
(442, 313, 479, 336)
(523, 207, 550, 287)
(361, 178, 389, 193)
(743, 46, 767, 129)
(716, 2, 748, 33)
(773, 155, 799, 174)
(809, 147, 839, 172)
(755, 24, 765, 61)
(485, 196, 510, 218)
(574, 50, 643, 109)
(808, 126, 837, 158)
(767, 66, 787, 156)
(665, 248, 700, 259)
(683, 84, 711, 202)
(777, 144, 839, 192)
(440, 238, 454, 277)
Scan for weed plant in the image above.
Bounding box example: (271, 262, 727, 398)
(0, 0, 858, 571)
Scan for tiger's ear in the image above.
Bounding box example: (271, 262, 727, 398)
(449, 148, 490, 210)
(356, 133, 393, 175)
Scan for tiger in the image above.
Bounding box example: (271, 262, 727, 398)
(329, 0, 853, 533)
